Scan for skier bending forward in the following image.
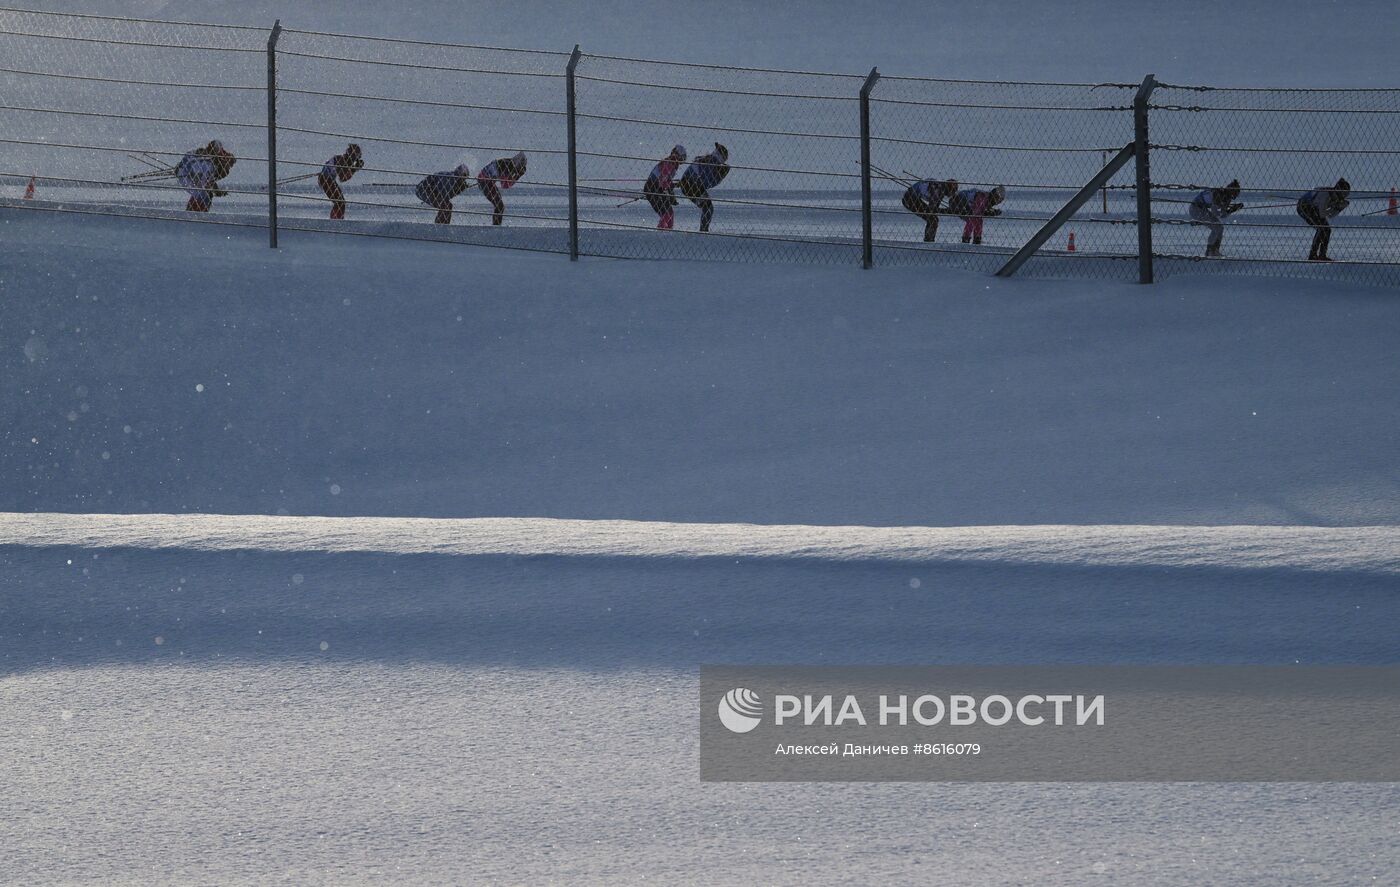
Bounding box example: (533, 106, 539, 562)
(476, 152, 527, 225)
(317, 143, 364, 220)
(176, 139, 236, 212)
(1296, 178, 1350, 262)
(901, 178, 958, 242)
(678, 142, 730, 232)
(644, 145, 687, 230)
(1188, 179, 1243, 257)
(416, 164, 474, 225)
(948, 185, 1005, 245)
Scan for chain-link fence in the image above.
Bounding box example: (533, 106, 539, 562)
(868, 75, 1140, 278)
(1149, 82, 1400, 287)
(572, 53, 866, 264)
(3, 7, 1398, 287)
(0, 7, 266, 230)
(275, 26, 570, 253)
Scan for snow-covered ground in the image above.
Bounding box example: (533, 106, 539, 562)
(5, 0, 1400, 880)
(8, 208, 1400, 525)
(11, 186, 1400, 269)
(5, 207, 1400, 884)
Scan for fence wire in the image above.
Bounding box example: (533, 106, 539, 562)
(2, 7, 1398, 288)
(1149, 83, 1400, 286)
(572, 53, 865, 263)
(870, 76, 1138, 277)
(274, 28, 569, 252)
(0, 7, 264, 224)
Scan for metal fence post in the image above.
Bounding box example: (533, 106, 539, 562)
(1134, 73, 1157, 283)
(859, 67, 880, 269)
(566, 45, 582, 261)
(267, 20, 282, 249)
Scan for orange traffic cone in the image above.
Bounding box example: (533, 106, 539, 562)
(1389, 188, 1396, 216)
(1067, 231, 1076, 252)
(23, 175, 35, 199)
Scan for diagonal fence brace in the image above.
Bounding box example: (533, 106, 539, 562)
(995, 141, 1136, 278)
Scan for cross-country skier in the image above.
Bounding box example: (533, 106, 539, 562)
(948, 185, 1005, 245)
(175, 139, 236, 212)
(901, 178, 958, 242)
(1296, 178, 1350, 261)
(176, 149, 217, 213)
(1188, 179, 1243, 257)
(678, 142, 730, 232)
(476, 152, 527, 225)
(317, 143, 364, 220)
(644, 145, 687, 230)
(415, 164, 473, 225)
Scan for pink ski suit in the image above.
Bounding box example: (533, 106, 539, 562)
(961, 191, 990, 242)
(644, 145, 687, 229)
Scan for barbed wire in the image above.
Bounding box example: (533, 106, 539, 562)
(1151, 104, 1400, 114)
(1152, 143, 1400, 155)
(1156, 82, 1400, 94)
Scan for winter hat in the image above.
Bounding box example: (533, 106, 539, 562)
(346, 143, 362, 157)
(454, 163, 472, 177)
(714, 142, 729, 159)
(1335, 177, 1351, 192)
(671, 144, 687, 160)
(511, 151, 526, 166)
(990, 184, 1006, 203)
(207, 139, 225, 153)
(1226, 178, 1241, 194)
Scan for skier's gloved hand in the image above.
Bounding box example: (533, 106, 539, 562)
(1227, 203, 1244, 214)
(985, 208, 1002, 217)
(213, 188, 229, 198)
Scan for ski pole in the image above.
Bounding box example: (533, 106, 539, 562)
(615, 195, 644, 208)
(276, 172, 320, 186)
(866, 161, 906, 183)
(128, 153, 171, 172)
(864, 162, 911, 187)
(874, 165, 913, 187)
